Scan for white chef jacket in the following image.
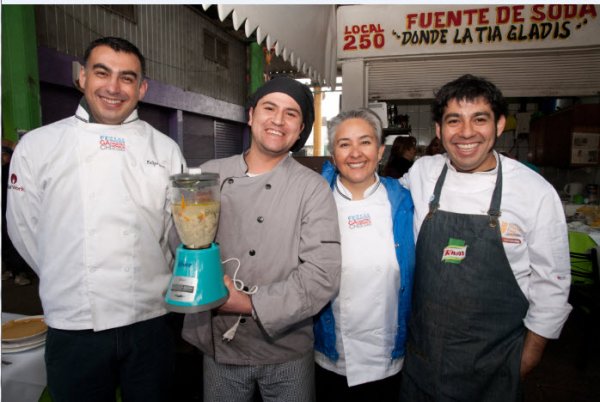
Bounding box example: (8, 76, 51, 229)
(400, 152, 572, 339)
(6, 105, 186, 331)
(315, 178, 402, 386)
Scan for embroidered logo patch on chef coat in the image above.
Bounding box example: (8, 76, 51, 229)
(442, 238, 467, 264)
(347, 213, 371, 229)
(500, 221, 523, 245)
(7, 174, 24, 192)
(99, 135, 126, 151)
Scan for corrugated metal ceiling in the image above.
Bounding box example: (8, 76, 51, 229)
(367, 47, 600, 100)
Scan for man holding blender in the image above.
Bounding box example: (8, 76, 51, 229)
(182, 76, 341, 401)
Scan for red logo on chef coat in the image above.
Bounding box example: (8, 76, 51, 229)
(99, 135, 126, 151)
(8, 174, 24, 192)
(347, 213, 372, 229)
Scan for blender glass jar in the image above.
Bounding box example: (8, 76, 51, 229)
(170, 169, 220, 249)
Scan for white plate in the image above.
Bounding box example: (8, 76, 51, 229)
(2, 337, 46, 354)
(2, 333, 46, 348)
(2, 332, 46, 347)
(1, 315, 47, 343)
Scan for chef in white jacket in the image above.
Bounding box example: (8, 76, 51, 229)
(6, 37, 186, 402)
(399, 74, 571, 402)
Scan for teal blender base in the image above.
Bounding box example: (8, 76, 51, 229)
(165, 243, 228, 313)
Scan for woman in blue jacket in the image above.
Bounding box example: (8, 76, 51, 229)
(314, 108, 415, 401)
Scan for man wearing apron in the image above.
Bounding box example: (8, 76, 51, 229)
(400, 75, 572, 401)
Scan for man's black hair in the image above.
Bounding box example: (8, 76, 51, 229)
(83, 37, 146, 78)
(432, 74, 508, 124)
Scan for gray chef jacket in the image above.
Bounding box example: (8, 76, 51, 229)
(182, 154, 341, 365)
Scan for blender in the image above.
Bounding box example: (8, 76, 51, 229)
(165, 168, 228, 313)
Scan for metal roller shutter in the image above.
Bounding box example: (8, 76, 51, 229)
(182, 113, 215, 167)
(367, 46, 600, 100)
(214, 121, 244, 159)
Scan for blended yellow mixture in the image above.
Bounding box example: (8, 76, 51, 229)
(172, 201, 220, 248)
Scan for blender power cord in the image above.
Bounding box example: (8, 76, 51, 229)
(221, 258, 258, 342)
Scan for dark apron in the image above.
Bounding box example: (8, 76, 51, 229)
(401, 160, 529, 402)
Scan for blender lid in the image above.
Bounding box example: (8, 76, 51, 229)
(170, 171, 220, 187)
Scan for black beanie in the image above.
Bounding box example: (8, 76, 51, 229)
(248, 76, 314, 153)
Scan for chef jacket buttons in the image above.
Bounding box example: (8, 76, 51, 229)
(227, 178, 234, 184)
(249, 249, 256, 256)
(265, 184, 271, 189)
(257, 216, 264, 223)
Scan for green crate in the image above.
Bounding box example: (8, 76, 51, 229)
(569, 231, 597, 285)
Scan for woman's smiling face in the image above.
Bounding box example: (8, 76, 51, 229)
(332, 117, 384, 198)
